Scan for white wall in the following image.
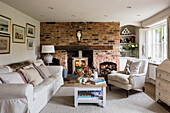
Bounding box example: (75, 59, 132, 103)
(0, 2, 40, 65)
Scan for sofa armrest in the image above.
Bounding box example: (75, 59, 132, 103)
(47, 66, 63, 75)
(129, 73, 146, 89)
(0, 84, 33, 100)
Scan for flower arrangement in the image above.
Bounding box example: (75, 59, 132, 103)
(128, 44, 138, 51)
(75, 65, 92, 77)
(128, 44, 138, 56)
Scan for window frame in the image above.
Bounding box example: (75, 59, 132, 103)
(150, 22, 167, 62)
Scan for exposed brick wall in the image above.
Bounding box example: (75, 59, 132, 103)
(40, 22, 120, 70)
(40, 22, 120, 46)
(52, 50, 67, 67)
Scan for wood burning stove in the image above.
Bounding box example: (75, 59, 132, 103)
(72, 50, 88, 74)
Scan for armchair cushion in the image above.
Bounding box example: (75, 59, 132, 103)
(129, 61, 142, 74)
(108, 73, 130, 85)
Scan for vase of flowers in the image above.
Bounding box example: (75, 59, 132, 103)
(128, 44, 138, 57)
(75, 65, 92, 77)
(75, 65, 92, 84)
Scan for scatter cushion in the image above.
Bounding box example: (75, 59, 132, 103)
(22, 64, 35, 70)
(8, 61, 31, 71)
(17, 72, 27, 83)
(0, 72, 26, 84)
(0, 66, 13, 74)
(125, 64, 131, 75)
(130, 61, 142, 74)
(20, 67, 43, 86)
(124, 60, 132, 74)
(34, 64, 51, 79)
(33, 59, 45, 67)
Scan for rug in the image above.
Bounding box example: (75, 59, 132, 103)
(40, 87, 169, 113)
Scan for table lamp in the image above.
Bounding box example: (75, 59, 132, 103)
(41, 45, 55, 64)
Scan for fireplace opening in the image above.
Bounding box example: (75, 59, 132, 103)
(100, 62, 117, 83)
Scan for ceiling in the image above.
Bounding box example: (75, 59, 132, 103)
(0, 0, 170, 23)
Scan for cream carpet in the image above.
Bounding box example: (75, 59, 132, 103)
(40, 87, 168, 113)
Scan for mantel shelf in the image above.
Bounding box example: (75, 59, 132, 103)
(55, 45, 113, 50)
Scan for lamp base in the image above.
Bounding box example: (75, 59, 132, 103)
(44, 53, 53, 64)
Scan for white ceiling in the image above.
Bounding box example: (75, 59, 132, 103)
(0, 0, 170, 23)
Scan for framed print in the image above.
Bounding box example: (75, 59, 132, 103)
(26, 23, 35, 38)
(12, 24, 25, 43)
(27, 39, 33, 50)
(0, 15, 11, 35)
(0, 35, 10, 54)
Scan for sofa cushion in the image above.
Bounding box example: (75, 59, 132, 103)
(20, 67, 43, 86)
(34, 64, 51, 79)
(8, 61, 31, 71)
(108, 73, 130, 85)
(0, 66, 13, 74)
(33, 59, 45, 67)
(130, 61, 142, 74)
(33, 76, 56, 100)
(0, 72, 25, 84)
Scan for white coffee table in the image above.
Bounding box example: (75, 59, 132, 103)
(63, 77, 107, 108)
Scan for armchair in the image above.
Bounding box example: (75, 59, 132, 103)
(108, 59, 148, 97)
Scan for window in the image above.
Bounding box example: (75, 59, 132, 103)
(150, 23, 167, 62)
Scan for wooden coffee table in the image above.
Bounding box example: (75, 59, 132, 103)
(63, 77, 107, 108)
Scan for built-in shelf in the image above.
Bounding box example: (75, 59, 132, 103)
(120, 43, 135, 45)
(120, 51, 130, 53)
(120, 35, 136, 37)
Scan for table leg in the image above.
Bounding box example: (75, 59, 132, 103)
(103, 87, 106, 108)
(74, 87, 78, 107)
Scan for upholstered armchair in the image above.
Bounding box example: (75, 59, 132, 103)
(108, 59, 148, 97)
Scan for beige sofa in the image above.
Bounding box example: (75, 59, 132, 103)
(0, 61, 63, 113)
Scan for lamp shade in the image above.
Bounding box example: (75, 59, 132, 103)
(41, 45, 55, 53)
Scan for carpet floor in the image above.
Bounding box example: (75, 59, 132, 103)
(40, 87, 169, 113)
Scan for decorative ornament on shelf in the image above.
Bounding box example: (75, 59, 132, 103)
(122, 27, 131, 35)
(76, 30, 82, 42)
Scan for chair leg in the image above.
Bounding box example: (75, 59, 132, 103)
(126, 90, 129, 97)
(142, 87, 145, 92)
(109, 84, 111, 91)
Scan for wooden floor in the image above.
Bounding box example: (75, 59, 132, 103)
(145, 82, 170, 112)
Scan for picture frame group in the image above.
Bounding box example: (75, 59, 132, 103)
(0, 14, 36, 54)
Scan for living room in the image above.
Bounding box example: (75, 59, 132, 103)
(0, 0, 170, 113)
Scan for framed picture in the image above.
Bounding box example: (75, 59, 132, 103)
(0, 35, 10, 54)
(12, 24, 25, 43)
(26, 23, 35, 38)
(27, 39, 33, 50)
(0, 15, 11, 35)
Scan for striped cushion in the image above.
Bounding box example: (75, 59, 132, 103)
(35, 64, 51, 79)
(16, 72, 27, 84)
